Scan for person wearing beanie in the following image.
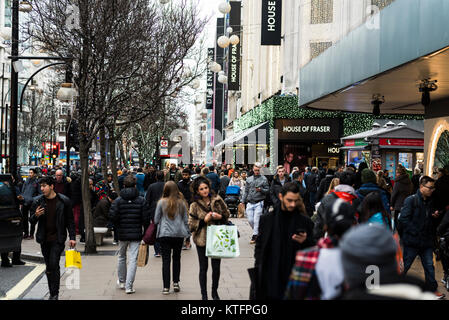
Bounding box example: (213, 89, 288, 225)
(355, 168, 391, 216)
(285, 198, 356, 300)
(340, 224, 436, 300)
(314, 170, 360, 242)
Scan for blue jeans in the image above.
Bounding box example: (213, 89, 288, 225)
(403, 246, 438, 292)
(246, 201, 264, 236)
(117, 241, 140, 291)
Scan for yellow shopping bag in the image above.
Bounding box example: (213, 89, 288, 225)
(65, 249, 82, 269)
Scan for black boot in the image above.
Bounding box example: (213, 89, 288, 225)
(212, 290, 220, 300)
(201, 294, 208, 300)
(1, 253, 12, 267)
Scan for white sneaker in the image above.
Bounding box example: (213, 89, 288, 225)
(117, 280, 125, 290)
(126, 288, 135, 294)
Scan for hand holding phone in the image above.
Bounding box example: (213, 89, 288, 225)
(35, 205, 46, 217)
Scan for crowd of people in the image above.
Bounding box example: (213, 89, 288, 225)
(3, 160, 449, 301)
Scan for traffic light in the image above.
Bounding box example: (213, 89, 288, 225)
(67, 120, 80, 152)
(51, 143, 60, 158)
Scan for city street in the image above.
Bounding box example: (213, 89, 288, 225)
(1, 216, 447, 300)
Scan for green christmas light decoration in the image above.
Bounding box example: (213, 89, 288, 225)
(233, 95, 424, 173)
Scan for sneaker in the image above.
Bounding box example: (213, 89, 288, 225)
(435, 291, 445, 300)
(154, 253, 161, 258)
(79, 238, 85, 244)
(112, 241, 118, 245)
(117, 280, 125, 290)
(162, 288, 170, 295)
(1, 262, 12, 268)
(173, 283, 180, 292)
(182, 245, 187, 250)
(48, 295, 58, 300)
(185, 242, 191, 250)
(12, 260, 26, 266)
(126, 288, 135, 294)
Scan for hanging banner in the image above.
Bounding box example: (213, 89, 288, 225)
(206, 48, 215, 110)
(228, 1, 241, 91)
(261, 0, 282, 46)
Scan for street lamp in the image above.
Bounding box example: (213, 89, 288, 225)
(19, 1, 32, 13)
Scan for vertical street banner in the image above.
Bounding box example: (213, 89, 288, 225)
(261, 0, 282, 46)
(228, 1, 241, 91)
(206, 47, 215, 110)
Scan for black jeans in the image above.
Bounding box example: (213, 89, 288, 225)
(159, 237, 184, 289)
(196, 246, 221, 296)
(22, 205, 35, 237)
(41, 242, 65, 297)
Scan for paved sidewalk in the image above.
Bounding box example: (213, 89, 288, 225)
(18, 217, 449, 299)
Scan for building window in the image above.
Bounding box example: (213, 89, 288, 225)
(311, 0, 333, 24)
(60, 106, 67, 116)
(371, 0, 394, 11)
(310, 41, 332, 59)
(59, 121, 67, 132)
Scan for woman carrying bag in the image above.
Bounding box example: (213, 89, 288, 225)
(188, 176, 230, 300)
(154, 181, 191, 295)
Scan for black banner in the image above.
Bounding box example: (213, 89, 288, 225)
(261, 0, 282, 46)
(275, 118, 343, 141)
(228, 1, 241, 91)
(206, 47, 215, 110)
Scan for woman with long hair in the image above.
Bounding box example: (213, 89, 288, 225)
(188, 176, 230, 300)
(326, 177, 340, 195)
(360, 191, 392, 230)
(154, 181, 191, 295)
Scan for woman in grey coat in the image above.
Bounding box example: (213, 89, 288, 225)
(390, 165, 413, 229)
(154, 181, 191, 295)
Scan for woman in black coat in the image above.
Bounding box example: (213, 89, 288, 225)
(390, 165, 413, 229)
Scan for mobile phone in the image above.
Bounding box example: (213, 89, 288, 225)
(295, 228, 306, 235)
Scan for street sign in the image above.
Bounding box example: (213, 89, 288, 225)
(160, 147, 168, 156)
(160, 140, 168, 148)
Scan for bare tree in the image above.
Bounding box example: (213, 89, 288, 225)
(26, 0, 207, 253)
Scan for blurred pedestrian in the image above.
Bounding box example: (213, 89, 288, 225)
(390, 165, 413, 230)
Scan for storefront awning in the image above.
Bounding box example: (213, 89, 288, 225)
(215, 121, 269, 150)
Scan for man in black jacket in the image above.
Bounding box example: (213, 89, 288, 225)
(316, 169, 335, 203)
(251, 182, 315, 300)
(305, 167, 319, 210)
(29, 176, 76, 300)
(20, 168, 41, 239)
(143, 166, 156, 192)
(144, 170, 165, 257)
(110, 175, 150, 294)
(397, 176, 445, 299)
(178, 168, 193, 250)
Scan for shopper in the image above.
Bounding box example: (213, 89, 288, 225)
(178, 168, 193, 250)
(305, 167, 319, 211)
(250, 182, 314, 300)
(356, 168, 391, 216)
(145, 171, 166, 256)
(109, 175, 151, 294)
(188, 177, 230, 300)
(242, 163, 270, 244)
(269, 165, 291, 207)
(360, 192, 392, 229)
(20, 168, 41, 239)
(316, 169, 335, 203)
(29, 176, 76, 300)
(397, 176, 445, 299)
(205, 166, 220, 194)
(154, 181, 190, 295)
(390, 165, 413, 230)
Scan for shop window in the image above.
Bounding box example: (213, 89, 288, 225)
(347, 150, 370, 168)
(311, 0, 333, 24)
(398, 153, 413, 171)
(310, 41, 332, 59)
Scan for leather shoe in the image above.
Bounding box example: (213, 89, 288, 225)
(1, 262, 12, 268)
(49, 295, 59, 300)
(201, 294, 208, 300)
(212, 291, 220, 300)
(12, 260, 26, 266)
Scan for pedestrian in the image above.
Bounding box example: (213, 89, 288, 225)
(218, 170, 231, 199)
(360, 192, 392, 229)
(355, 168, 391, 216)
(178, 168, 193, 250)
(305, 167, 319, 212)
(154, 181, 191, 295)
(188, 176, 230, 300)
(93, 190, 118, 228)
(242, 163, 270, 244)
(412, 168, 422, 193)
(397, 176, 445, 299)
(285, 198, 356, 300)
(314, 170, 359, 241)
(353, 162, 368, 190)
(54, 169, 71, 198)
(29, 176, 76, 300)
(118, 169, 129, 190)
(340, 224, 435, 300)
(165, 163, 182, 183)
(69, 171, 85, 243)
(135, 168, 146, 196)
(250, 182, 315, 300)
(19, 168, 41, 240)
(390, 164, 413, 230)
(291, 171, 306, 199)
(143, 166, 156, 191)
(145, 171, 166, 257)
(191, 166, 202, 180)
(205, 166, 220, 194)
(326, 177, 340, 196)
(109, 175, 151, 294)
(316, 169, 335, 203)
(269, 165, 291, 207)
(377, 170, 391, 194)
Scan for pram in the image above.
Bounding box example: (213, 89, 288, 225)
(224, 185, 241, 218)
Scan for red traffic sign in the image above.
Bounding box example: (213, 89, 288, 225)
(160, 140, 168, 147)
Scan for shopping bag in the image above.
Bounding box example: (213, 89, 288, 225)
(65, 249, 82, 269)
(137, 243, 149, 267)
(143, 221, 157, 245)
(237, 203, 245, 218)
(206, 224, 240, 259)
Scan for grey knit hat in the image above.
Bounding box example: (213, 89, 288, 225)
(340, 224, 398, 288)
(361, 168, 377, 184)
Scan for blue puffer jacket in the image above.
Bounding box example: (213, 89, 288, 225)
(356, 183, 391, 215)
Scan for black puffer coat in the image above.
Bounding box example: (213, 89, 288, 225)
(109, 187, 150, 241)
(391, 174, 413, 211)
